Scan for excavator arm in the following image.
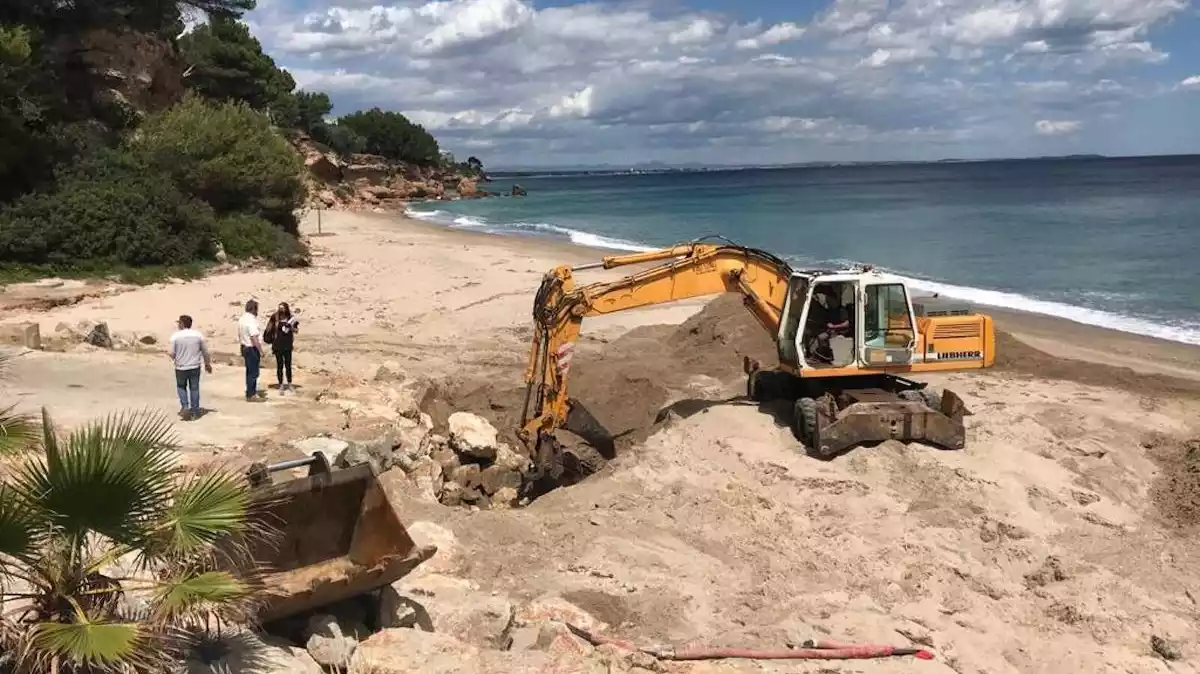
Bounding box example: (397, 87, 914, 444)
(518, 240, 794, 488)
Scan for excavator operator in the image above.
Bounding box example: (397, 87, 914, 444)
(806, 285, 852, 364)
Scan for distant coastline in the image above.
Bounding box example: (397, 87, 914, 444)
(489, 152, 1200, 177)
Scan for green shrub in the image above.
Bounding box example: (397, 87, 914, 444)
(133, 93, 307, 233)
(217, 212, 307, 266)
(0, 147, 218, 267)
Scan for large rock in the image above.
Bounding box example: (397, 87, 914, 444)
(0, 323, 41, 350)
(450, 464, 483, 491)
(406, 521, 460, 575)
(344, 155, 391, 184)
(514, 595, 606, 632)
(306, 151, 343, 183)
(494, 444, 532, 473)
(480, 465, 522, 495)
(85, 322, 113, 349)
(336, 437, 397, 474)
(408, 457, 444, 501)
(291, 436, 350, 460)
(304, 613, 366, 668)
(457, 178, 480, 198)
(448, 412, 499, 460)
(185, 630, 322, 674)
(393, 573, 515, 649)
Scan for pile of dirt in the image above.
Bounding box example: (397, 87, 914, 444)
(432, 294, 777, 454)
(995, 330, 1200, 399)
(1148, 436, 1200, 529)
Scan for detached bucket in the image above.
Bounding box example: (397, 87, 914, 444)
(241, 453, 436, 623)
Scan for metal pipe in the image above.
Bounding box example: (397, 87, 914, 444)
(571, 261, 606, 271)
(263, 455, 321, 473)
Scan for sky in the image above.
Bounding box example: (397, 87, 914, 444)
(243, 0, 1200, 167)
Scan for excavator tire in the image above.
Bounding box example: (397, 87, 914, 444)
(747, 369, 792, 403)
(792, 397, 818, 448)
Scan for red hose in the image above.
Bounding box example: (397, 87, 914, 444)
(564, 624, 934, 662)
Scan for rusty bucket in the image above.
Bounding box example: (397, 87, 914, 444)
(240, 453, 436, 623)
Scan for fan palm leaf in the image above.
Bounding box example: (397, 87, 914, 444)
(152, 471, 250, 560)
(151, 570, 248, 623)
(29, 617, 150, 673)
(0, 403, 38, 457)
(14, 409, 179, 546)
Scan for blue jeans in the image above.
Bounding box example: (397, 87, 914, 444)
(175, 368, 201, 412)
(241, 346, 261, 397)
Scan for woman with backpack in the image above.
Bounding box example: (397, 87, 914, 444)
(264, 302, 299, 393)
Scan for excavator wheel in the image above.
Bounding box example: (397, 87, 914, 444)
(747, 369, 792, 403)
(792, 397, 818, 448)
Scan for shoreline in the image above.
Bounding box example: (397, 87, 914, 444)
(392, 208, 1200, 380)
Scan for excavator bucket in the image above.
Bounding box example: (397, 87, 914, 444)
(810, 388, 968, 458)
(239, 453, 437, 623)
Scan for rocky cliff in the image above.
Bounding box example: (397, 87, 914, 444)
(290, 134, 495, 212)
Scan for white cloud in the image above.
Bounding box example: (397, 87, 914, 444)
(735, 22, 806, 50)
(1035, 119, 1082, 135)
(1182, 75, 1200, 90)
(248, 0, 1189, 164)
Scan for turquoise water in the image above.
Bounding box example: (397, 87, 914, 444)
(408, 156, 1200, 345)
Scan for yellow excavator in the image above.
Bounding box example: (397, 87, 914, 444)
(518, 238, 995, 489)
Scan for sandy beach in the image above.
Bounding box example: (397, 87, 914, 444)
(2, 208, 1199, 673)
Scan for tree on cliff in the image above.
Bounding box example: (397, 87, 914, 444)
(177, 15, 297, 125)
(336, 107, 441, 165)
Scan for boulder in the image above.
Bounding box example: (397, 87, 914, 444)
(377, 586, 420, 629)
(304, 613, 366, 669)
(291, 436, 350, 460)
(373, 360, 405, 382)
(405, 521, 459, 575)
(344, 156, 390, 184)
(185, 630, 322, 674)
(305, 151, 343, 183)
(85, 322, 113, 349)
(439, 481, 466, 507)
(432, 445, 461, 476)
(392, 573, 515, 649)
(336, 437, 396, 474)
(511, 184, 527, 196)
(0, 322, 41, 350)
(365, 185, 398, 199)
(457, 178, 480, 198)
(448, 412, 499, 460)
(491, 487, 520, 509)
(393, 377, 433, 420)
(494, 444, 532, 473)
(318, 189, 337, 207)
(450, 464, 482, 491)
(480, 465, 522, 495)
(408, 457, 444, 501)
(514, 595, 606, 632)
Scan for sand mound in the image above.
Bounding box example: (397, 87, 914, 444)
(996, 330, 1200, 399)
(430, 294, 777, 452)
(1148, 436, 1200, 529)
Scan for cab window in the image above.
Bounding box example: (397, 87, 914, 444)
(864, 283, 914, 348)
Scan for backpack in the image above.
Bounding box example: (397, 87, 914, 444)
(263, 316, 277, 344)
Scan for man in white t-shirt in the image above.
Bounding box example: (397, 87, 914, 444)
(169, 314, 212, 420)
(238, 299, 266, 402)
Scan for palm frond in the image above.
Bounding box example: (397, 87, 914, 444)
(154, 471, 250, 559)
(151, 571, 248, 623)
(0, 483, 36, 561)
(14, 409, 180, 545)
(0, 404, 38, 457)
(29, 617, 149, 671)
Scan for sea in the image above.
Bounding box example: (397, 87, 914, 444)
(407, 155, 1200, 346)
